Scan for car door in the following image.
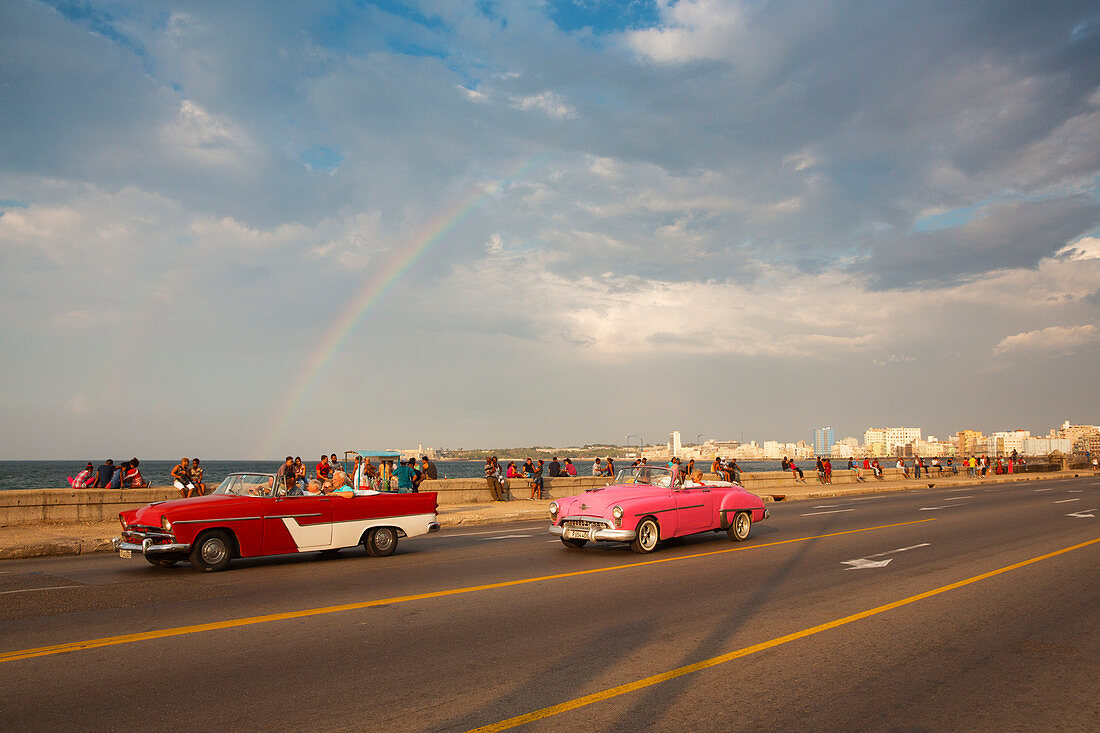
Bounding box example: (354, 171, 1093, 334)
(674, 485, 715, 535)
(262, 494, 333, 554)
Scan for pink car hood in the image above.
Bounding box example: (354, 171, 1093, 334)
(557, 485, 669, 516)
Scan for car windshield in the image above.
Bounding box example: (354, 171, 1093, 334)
(613, 466, 674, 488)
(213, 473, 275, 496)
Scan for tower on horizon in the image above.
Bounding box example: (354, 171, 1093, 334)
(813, 427, 835, 456)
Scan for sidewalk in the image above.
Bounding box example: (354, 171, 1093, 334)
(0, 470, 1087, 560)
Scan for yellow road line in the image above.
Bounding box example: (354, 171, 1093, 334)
(0, 519, 933, 664)
(469, 536, 1100, 732)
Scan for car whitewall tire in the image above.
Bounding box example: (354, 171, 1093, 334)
(630, 517, 660, 554)
(728, 511, 751, 542)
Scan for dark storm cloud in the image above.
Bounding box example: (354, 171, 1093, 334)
(860, 196, 1100, 289)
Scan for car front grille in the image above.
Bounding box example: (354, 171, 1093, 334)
(562, 519, 608, 531)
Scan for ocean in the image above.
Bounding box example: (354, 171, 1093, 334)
(0, 458, 792, 491)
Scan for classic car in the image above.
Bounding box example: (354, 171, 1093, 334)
(113, 471, 439, 571)
(548, 465, 768, 553)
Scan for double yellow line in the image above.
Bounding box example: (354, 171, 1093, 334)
(470, 535, 1100, 732)
(2, 519, 933, 664)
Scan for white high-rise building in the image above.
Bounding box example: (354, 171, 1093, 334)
(991, 430, 1030, 455)
(668, 431, 682, 458)
(864, 427, 922, 454)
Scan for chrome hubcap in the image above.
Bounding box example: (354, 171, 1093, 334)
(736, 514, 749, 537)
(640, 521, 657, 549)
(374, 530, 393, 550)
(201, 538, 227, 564)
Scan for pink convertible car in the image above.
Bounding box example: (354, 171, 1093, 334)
(549, 466, 768, 553)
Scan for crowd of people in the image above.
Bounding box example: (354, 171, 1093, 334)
(282, 453, 441, 496)
(68, 458, 149, 489)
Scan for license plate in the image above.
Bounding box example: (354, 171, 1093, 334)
(119, 549, 132, 558)
(566, 529, 590, 539)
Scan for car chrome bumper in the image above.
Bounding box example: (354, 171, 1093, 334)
(112, 536, 191, 555)
(428, 522, 440, 533)
(549, 525, 637, 542)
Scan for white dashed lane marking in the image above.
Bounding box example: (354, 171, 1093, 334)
(0, 585, 80, 595)
(1054, 499, 1080, 504)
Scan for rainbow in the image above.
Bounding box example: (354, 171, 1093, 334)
(256, 158, 537, 457)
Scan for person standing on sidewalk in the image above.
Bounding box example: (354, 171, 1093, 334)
(823, 457, 833, 484)
(913, 456, 922, 479)
(485, 457, 505, 501)
(816, 457, 826, 483)
(530, 459, 545, 499)
(493, 457, 509, 500)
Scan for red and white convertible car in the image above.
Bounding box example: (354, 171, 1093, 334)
(114, 472, 439, 571)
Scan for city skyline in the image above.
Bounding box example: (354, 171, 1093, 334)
(2, 2, 1099, 459)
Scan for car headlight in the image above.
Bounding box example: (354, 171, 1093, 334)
(161, 515, 172, 531)
(548, 501, 559, 518)
(612, 505, 623, 527)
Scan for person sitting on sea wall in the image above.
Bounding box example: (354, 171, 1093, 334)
(564, 458, 577, 476)
(94, 459, 115, 488)
(124, 458, 148, 488)
(789, 459, 805, 483)
(191, 458, 206, 495)
(294, 457, 307, 490)
(172, 457, 198, 498)
(107, 462, 124, 489)
(592, 458, 602, 476)
(69, 462, 96, 488)
(276, 456, 296, 491)
(507, 461, 519, 478)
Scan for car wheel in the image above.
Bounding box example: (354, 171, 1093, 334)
(364, 527, 398, 557)
(727, 511, 751, 542)
(189, 530, 233, 572)
(630, 517, 660, 554)
(145, 554, 181, 568)
(560, 537, 587, 548)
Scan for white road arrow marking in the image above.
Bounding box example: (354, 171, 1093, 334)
(842, 558, 892, 569)
(479, 534, 534, 541)
(1054, 498, 1080, 504)
(1066, 509, 1096, 518)
(841, 543, 930, 570)
(801, 509, 854, 516)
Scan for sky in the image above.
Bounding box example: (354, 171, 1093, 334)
(2, 0, 1100, 460)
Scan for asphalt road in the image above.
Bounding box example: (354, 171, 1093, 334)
(1, 476, 1097, 732)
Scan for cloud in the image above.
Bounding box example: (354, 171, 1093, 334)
(623, 0, 748, 64)
(1057, 236, 1100, 261)
(993, 325, 1099, 356)
(511, 91, 577, 119)
(860, 196, 1100, 288)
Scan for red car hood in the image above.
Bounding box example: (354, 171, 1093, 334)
(131, 494, 250, 525)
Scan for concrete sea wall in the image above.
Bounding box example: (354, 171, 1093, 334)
(0, 466, 1038, 525)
